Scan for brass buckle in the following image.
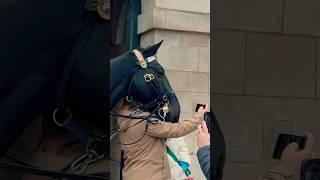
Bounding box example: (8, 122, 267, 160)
(144, 74, 155, 82)
(133, 49, 147, 68)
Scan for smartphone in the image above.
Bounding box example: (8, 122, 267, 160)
(272, 133, 306, 159)
(204, 112, 210, 133)
(301, 159, 320, 180)
(195, 104, 206, 112)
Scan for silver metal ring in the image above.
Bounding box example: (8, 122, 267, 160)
(52, 108, 72, 127)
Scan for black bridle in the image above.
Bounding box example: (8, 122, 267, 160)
(109, 49, 176, 145)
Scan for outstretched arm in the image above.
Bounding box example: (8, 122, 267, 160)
(146, 104, 209, 138)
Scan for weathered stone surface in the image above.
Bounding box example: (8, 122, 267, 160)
(186, 72, 209, 92)
(214, 95, 320, 162)
(138, 8, 210, 34)
(263, 120, 293, 165)
(213, 30, 246, 94)
(245, 33, 316, 97)
(176, 92, 210, 113)
(317, 39, 320, 98)
(141, 0, 155, 13)
(289, 99, 320, 156)
(213, 95, 264, 163)
(199, 47, 210, 73)
(157, 46, 199, 71)
(223, 163, 267, 180)
(155, 0, 210, 14)
(166, 70, 187, 91)
(176, 92, 193, 113)
(140, 31, 155, 47)
(166, 10, 210, 33)
(213, 0, 283, 32)
(284, 0, 320, 36)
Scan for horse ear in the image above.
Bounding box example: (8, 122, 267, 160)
(142, 40, 163, 57)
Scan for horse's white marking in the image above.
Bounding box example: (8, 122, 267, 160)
(146, 56, 156, 63)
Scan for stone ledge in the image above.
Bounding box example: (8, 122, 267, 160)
(138, 8, 210, 34)
(155, 0, 210, 14)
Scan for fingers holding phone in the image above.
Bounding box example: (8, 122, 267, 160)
(195, 103, 209, 118)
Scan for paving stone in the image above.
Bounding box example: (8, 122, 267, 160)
(284, 0, 320, 36)
(245, 33, 316, 97)
(213, 0, 283, 32)
(212, 30, 246, 94)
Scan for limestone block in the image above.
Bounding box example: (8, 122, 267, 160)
(284, 0, 320, 36)
(223, 163, 267, 180)
(153, 30, 209, 47)
(155, 0, 210, 14)
(176, 92, 193, 113)
(317, 39, 320, 98)
(289, 99, 320, 156)
(213, 30, 246, 94)
(141, 0, 155, 13)
(213, 0, 283, 32)
(156, 45, 199, 71)
(166, 10, 210, 33)
(199, 47, 210, 73)
(166, 70, 187, 91)
(138, 8, 210, 34)
(186, 72, 209, 92)
(245, 33, 316, 97)
(140, 31, 155, 48)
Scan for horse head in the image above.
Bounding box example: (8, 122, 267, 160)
(110, 41, 180, 123)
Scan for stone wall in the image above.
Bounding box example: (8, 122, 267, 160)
(213, 0, 320, 179)
(138, 0, 210, 179)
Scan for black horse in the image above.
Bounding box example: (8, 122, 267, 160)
(0, 0, 108, 179)
(0, 3, 180, 175)
(109, 41, 181, 123)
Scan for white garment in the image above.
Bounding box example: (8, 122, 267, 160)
(166, 137, 191, 180)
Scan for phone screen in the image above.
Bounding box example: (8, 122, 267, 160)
(204, 112, 210, 133)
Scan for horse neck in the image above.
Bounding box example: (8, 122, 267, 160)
(109, 54, 137, 110)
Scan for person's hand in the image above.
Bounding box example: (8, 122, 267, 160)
(186, 176, 194, 180)
(196, 103, 209, 118)
(280, 132, 314, 178)
(196, 121, 210, 148)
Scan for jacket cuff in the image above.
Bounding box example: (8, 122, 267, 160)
(197, 145, 210, 159)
